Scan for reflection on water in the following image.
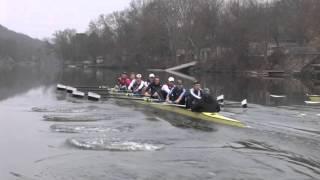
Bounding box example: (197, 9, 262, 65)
(0, 66, 58, 102)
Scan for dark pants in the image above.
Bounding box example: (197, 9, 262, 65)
(186, 94, 220, 112)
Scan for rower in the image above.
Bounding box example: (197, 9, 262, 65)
(145, 73, 155, 87)
(144, 76, 164, 100)
(129, 72, 136, 83)
(166, 80, 186, 105)
(186, 81, 220, 112)
(161, 77, 175, 98)
(128, 74, 145, 94)
(117, 72, 131, 90)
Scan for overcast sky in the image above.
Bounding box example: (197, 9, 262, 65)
(0, 0, 132, 39)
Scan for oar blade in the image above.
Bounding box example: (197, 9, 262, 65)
(241, 99, 248, 108)
(88, 92, 101, 101)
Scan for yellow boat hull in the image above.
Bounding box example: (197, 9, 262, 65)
(107, 91, 246, 128)
(139, 101, 246, 128)
(308, 95, 320, 102)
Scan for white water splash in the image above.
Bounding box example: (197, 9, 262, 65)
(50, 124, 133, 133)
(68, 138, 165, 151)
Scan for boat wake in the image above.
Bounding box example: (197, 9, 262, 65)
(224, 140, 320, 177)
(43, 114, 107, 122)
(50, 124, 134, 134)
(67, 137, 165, 151)
(32, 105, 101, 113)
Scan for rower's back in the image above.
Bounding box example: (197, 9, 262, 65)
(191, 94, 221, 113)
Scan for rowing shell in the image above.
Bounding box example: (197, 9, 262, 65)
(305, 101, 320, 105)
(138, 101, 246, 128)
(58, 84, 246, 128)
(98, 92, 246, 127)
(307, 95, 320, 102)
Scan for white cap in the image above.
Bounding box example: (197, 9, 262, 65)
(136, 74, 142, 78)
(149, 73, 155, 78)
(168, 77, 175, 82)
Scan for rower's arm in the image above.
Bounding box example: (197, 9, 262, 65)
(166, 93, 170, 102)
(176, 89, 186, 103)
(190, 88, 202, 99)
(143, 85, 151, 96)
(161, 85, 170, 94)
(137, 81, 145, 90)
(128, 80, 135, 90)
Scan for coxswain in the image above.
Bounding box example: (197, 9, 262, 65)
(161, 77, 175, 98)
(117, 72, 131, 90)
(144, 76, 164, 100)
(128, 74, 145, 94)
(186, 81, 220, 112)
(166, 79, 186, 105)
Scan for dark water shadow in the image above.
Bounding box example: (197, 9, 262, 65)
(224, 140, 320, 177)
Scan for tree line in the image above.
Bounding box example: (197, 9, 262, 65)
(53, 0, 320, 70)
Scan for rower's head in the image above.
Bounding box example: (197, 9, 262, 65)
(149, 73, 156, 80)
(130, 72, 136, 80)
(121, 72, 128, 78)
(203, 88, 210, 94)
(193, 81, 201, 91)
(136, 74, 142, 83)
(176, 80, 183, 89)
(154, 77, 161, 85)
(149, 73, 156, 83)
(168, 77, 175, 86)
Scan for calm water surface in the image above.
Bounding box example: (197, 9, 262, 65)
(0, 67, 320, 180)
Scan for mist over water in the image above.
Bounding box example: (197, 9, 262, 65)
(1, 66, 320, 179)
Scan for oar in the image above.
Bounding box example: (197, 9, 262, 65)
(75, 85, 109, 89)
(150, 103, 186, 108)
(223, 99, 248, 108)
(217, 94, 247, 108)
(80, 88, 130, 93)
(72, 90, 86, 98)
(101, 95, 164, 103)
(57, 84, 67, 90)
(87, 91, 247, 108)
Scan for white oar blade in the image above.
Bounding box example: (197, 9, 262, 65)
(305, 101, 320, 105)
(72, 91, 85, 98)
(241, 99, 248, 108)
(66, 86, 77, 93)
(88, 92, 101, 101)
(56, 84, 67, 90)
(270, 94, 286, 98)
(217, 95, 224, 101)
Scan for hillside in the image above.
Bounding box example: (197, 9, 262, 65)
(0, 24, 57, 69)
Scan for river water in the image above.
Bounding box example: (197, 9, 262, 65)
(1, 66, 320, 180)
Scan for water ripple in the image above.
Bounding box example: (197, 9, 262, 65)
(225, 140, 320, 176)
(67, 137, 165, 151)
(50, 124, 134, 133)
(43, 115, 106, 122)
(32, 105, 101, 113)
